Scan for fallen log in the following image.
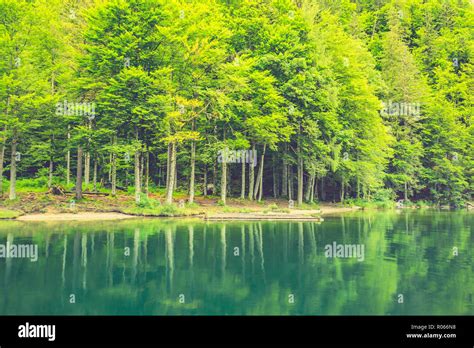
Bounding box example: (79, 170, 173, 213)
(48, 185, 66, 195)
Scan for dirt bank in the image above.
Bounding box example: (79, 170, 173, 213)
(16, 212, 137, 221)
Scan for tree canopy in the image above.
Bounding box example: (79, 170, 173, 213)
(0, 0, 472, 207)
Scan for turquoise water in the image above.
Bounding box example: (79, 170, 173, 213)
(0, 211, 472, 315)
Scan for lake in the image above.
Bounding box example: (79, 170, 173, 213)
(0, 211, 472, 315)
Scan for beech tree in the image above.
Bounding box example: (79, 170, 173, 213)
(0, 0, 470, 207)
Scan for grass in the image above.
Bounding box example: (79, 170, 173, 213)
(0, 189, 334, 219)
(3, 181, 446, 219)
(297, 202, 321, 210)
(221, 206, 255, 213)
(0, 209, 22, 219)
(344, 198, 396, 209)
(186, 202, 200, 209)
(262, 203, 291, 214)
(123, 203, 205, 217)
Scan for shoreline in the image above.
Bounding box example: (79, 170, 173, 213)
(16, 212, 139, 221)
(8, 205, 360, 222)
(2, 192, 470, 222)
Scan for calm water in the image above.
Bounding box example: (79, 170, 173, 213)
(0, 211, 472, 315)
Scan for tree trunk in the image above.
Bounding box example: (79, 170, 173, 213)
(305, 173, 314, 202)
(297, 132, 303, 206)
(9, 139, 17, 200)
(48, 74, 55, 190)
(75, 146, 83, 200)
(281, 146, 288, 197)
(84, 151, 90, 186)
(166, 143, 171, 189)
(174, 160, 177, 190)
(0, 143, 4, 196)
(111, 151, 116, 196)
(189, 136, 196, 204)
(1, 98, 9, 196)
(288, 166, 293, 201)
(165, 142, 176, 204)
(227, 161, 231, 198)
(253, 157, 260, 200)
(255, 144, 266, 201)
(48, 159, 53, 188)
(257, 165, 264, 201)
(93, 157, 98, 192)
(134, 128, 141, 204)
(240, 160, 246, 199)
(108, 153, 111, 182)
(66, 129, 71, 186)
(145, 152, 149, 195)
(134, 151, 141, 204)
(310, 175, 316, 202)
(221, 159, 227, 205)
(140, 150, 145, 190)
(203, 164, 207, 196)
(297, 160, 303, 206)
(340, 179, 345, 203)
(248, 142, 255, 200)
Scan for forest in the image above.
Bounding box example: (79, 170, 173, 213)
(0, 0, 472, 210)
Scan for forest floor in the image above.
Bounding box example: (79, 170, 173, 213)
(16, 212, 136, 221)
(0, 191, 360, 221)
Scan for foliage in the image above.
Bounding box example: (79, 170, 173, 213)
(0, 0, 471, 208)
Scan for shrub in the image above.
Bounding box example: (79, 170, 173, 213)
(416, 200, 431, 208)
(268, 203, 279, 211)
(16, 178, 48, 192)
(186, 202, 199, 209)
(344, 198, 395, 209)
(373, 188, 396, 202)
(157, 203, 179, 216)
(136, 194, 159, 209)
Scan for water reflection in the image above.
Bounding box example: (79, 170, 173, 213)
(0, 211, 472, 315)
